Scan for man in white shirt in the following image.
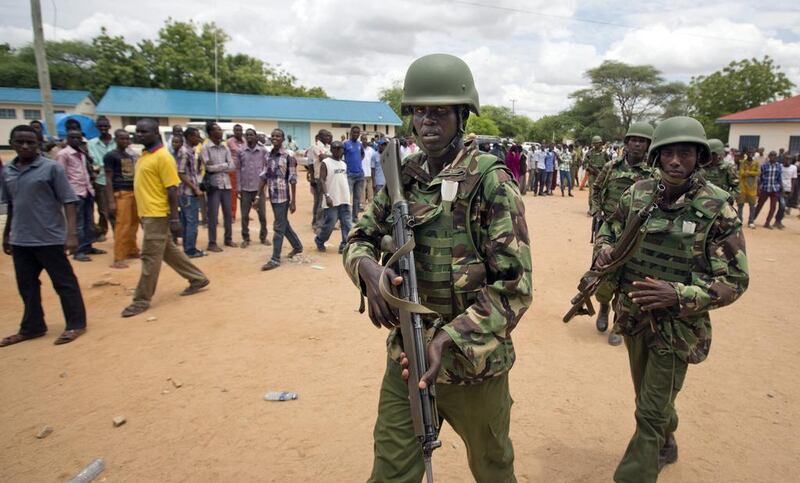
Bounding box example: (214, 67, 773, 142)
(309, 129, 332, 231)
(776, 154, 797, 228)
(533, 147, 546, 196)
(361, 134, 375, 208)
(314, 140, 351, 254)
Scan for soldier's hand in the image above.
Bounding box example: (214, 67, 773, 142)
(417, 331, 453, 389)
(594, 247, 613, 268)
(629, 277, 679, 311)
(358, 258, 402, 329)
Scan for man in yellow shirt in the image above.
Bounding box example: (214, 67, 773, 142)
(738, 148, 760, 228)
(122, 119, 209, 317)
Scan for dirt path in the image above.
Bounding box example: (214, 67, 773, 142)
(0, 182, 797, 482)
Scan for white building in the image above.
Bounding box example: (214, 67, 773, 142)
(717, 94, 800, 155)
(0, 87, 95, 148)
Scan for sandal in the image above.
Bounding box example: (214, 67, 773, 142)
(53, 329, 86, 345)
(0, 332, 46, 347)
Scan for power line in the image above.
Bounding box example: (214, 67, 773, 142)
(450, 0, 763, 45)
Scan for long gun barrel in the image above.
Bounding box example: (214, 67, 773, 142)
(378, 138, 442, 482)
(564, 183, 665, 323)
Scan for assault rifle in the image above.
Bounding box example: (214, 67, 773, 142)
(564, 183, 665, 323)
(378, 138, 442, 483)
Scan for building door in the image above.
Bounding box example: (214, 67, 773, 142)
(278, 122, 311, 150)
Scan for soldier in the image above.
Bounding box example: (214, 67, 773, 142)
(701, 139, 740, 199)
(343, 53, 532, 482)
(590, 121, 654, 346)
(584, 135, 610, 213)
(594, 117, 749, 482)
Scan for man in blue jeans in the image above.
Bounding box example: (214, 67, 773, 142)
(259, 128, 303, 271)
(176, 127, 204, 258)
(314, 141, 352, 253)
(542, 145, 556, 195)
(343, 125, 365, 222)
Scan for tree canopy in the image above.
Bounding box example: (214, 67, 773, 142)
(0, 19, 327, 100)
(688, 56, 795, 139)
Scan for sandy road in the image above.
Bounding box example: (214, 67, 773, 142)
(0, 181, 797, 482)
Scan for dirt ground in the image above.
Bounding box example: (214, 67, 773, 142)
(0, 180, 797, 482)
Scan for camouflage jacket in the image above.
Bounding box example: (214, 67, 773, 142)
(590, 155, 654, 219)
(343, 142, 532, 384)
(702, 163, 740, 200)
(584, 148, 609, 177)
(595, 174, 749, 363)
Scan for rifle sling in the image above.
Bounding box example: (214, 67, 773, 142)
(379, 235, 437, 315)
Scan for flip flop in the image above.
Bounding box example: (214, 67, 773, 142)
(0, 332, 46, 347)
(53, 329, 86, 345)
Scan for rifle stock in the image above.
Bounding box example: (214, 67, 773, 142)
(379, 138, 441, 482)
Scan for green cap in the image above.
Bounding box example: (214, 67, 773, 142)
(591, 135, 603, 144)
(648, 116, 710, 165)
(624, 121, 654, 142)
(401, 54, 480, 115)
(707, 138, 725, 156)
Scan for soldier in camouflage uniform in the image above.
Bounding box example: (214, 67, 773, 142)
(590, 122, 654, 346)
(584, 135, 610, 212)
(701, 138, 740, 199)
(594, 116, 749, 483)
(343, 53, 532, 483)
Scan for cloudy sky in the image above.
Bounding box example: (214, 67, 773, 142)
(3, 0, 799, 118)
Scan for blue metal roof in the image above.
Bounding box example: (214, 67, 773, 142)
(96, 86, 402, 125)
(0, 87, 91, 106)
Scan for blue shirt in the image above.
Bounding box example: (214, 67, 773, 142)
(1, 156, 78, 246)
(544, 151, 556, 172)
(759, 161, 782, 193)
(371, 149, 385, 186)
(343, 139, 363, 175)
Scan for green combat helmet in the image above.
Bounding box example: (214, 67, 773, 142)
(591, 135, 603, 144)
(624, 121, 654, 142)
(647, 116, 710, 166)
(707, 138, 725, 156)
(401, 53, 480, 115)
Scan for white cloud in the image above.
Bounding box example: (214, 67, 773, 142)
(1, 0, 797, 120)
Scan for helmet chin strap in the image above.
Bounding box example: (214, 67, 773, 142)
(413, 107, 467, 159)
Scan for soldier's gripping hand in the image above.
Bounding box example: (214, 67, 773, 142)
(628, 277, 679, 311)
(399, 331, 453, 388)
(358, 258, 402, 329)
(594, 246, 613, 268)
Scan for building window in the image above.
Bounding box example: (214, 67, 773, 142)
(23, 109, 41, 120)
(0, 108, 16, 119)
(738, 135, 760, 152)
(332, 123, 351, 128)
(385, 125, 390, 135)
(789, 136, 800, 156)
(54, 110, 65, 114)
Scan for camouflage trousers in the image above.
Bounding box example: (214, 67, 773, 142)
(595, 280, 615, 304)
(614, 334, 688, 483)
(369, 357, 515, 483)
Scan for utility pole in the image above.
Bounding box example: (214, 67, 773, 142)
(510, 99, 517, 116)
(30, 0, 56, 137)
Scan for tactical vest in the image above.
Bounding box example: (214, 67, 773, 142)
(703, 165, 733, 194)
(601, 160, 651, 219)
(619, 183, 722, 318)
(409, 152, 508, 321)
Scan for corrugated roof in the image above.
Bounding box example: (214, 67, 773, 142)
(96, 86, 402, 125)
(717, 95, 800, 124)
(0, 87, 91, 106)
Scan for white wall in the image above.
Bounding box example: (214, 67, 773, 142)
(728, 122, 800, 154)
(0, 100, 95, 146)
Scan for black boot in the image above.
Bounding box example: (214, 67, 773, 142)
(596, 303, 610, 332)
(658, 433, 678, 471)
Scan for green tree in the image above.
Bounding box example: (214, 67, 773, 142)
(688, 56, 795, 139)
(561, 89, 622, 143)
(378, 81, 410, 136)
(585, 60, 685, 130)
(481, 105, 517, 138)
(465, 115, 500, 136)
(0, 20, 327, 100)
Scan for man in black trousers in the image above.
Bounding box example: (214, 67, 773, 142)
(1, 125, 87, 347)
